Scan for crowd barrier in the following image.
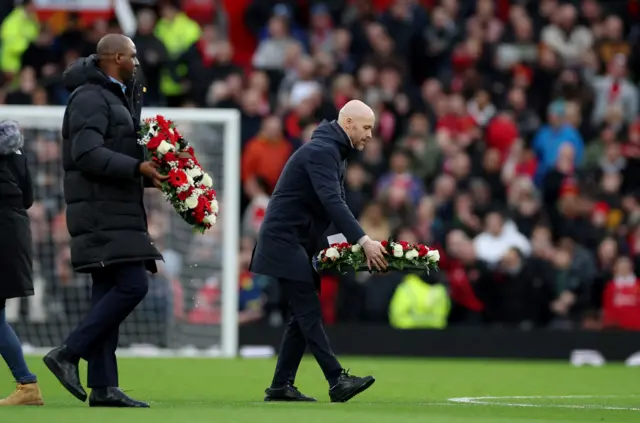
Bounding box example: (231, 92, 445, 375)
(240, 324, 640, 363)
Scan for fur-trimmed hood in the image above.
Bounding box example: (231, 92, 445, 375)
(0, 120, 24, 155)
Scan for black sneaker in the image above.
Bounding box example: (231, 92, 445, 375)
(264, 383, 317, 402)
(329, 369, 375, 403)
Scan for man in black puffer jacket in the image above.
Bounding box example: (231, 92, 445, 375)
(43, 34, 168, 408)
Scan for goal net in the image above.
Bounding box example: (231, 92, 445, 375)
(0, 106, 240, 358)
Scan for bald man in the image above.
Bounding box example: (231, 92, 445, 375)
(250, 100, 386, 402)
(42, 34, 167, 408)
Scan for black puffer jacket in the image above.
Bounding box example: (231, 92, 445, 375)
(61, 55, 162, 273)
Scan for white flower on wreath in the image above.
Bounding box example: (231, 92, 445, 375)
(138, 134, 150, 146)
(184, 194, 199, 209)
(210, 199, 219, 214)
(186, 167, 202, 179)
(405, 249, 419, 260)
(351, 244, 361, 253)
(392, 243, 404, 258)
(157, 140, 174, 155)
(201, 173, 213, 188)
(177, 184, 191, 193)
(427, 250, 440, 263)
(325, 247, 340, 261)
(203, 213, 216, 225)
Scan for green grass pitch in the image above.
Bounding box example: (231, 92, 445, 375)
(0, 356, 638, 422)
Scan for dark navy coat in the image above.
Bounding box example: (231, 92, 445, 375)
(250, 120, 365, 284)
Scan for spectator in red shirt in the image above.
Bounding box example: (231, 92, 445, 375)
(241, 115, 293, 191)
(436, 93, 479, 152)
(602, 256, 640, 330)
(485, 111, 519, 162)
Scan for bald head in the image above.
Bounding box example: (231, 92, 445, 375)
(97, 34, 132, 56)
(337, 100, 375, 151)
(96, 34, 138, 82)
(338, 100, 374, 122)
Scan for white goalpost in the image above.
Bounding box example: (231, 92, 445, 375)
(0, 105, 241, 358)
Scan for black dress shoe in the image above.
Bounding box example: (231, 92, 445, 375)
(89, 387, 150, 408)
(329, 369, 375, 403)
(43, 345, 87, 402)
(264, 383, 317, 402)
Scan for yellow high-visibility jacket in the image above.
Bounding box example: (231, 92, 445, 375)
(1, 7, 39, 74)
(389, 274, 450, 329)
(154, 13, 201, 97)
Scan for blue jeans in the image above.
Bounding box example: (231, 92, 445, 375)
(0, 299, 37, 384)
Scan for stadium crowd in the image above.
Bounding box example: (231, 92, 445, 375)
(2, 0, 640, 334)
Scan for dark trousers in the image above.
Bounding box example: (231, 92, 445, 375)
(272, 278, 342, 387)
(65, 262, 149, 388)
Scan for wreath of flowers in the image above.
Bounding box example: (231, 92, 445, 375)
(138, 115, 218, 233)
(317, 240, 440, 273)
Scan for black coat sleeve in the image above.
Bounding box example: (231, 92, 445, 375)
(68, 89, 141, 179)
(7, 151, 33, 209)
(305, 149, 365, 243)
(140, 146, 154, 188)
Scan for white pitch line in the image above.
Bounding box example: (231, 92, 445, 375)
(448, 395, 640, 411)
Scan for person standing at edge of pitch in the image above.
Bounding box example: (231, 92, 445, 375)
(250, 100, 388, 403)
(42, 34, 168, 408)
(0, 120, 44, 406)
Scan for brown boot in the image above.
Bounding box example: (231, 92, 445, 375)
(0, 383, 44, 406)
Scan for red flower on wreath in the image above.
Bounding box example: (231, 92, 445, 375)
(167, 127, 182, 144)
(418, 244, 430, 257)
(176, 186, 194, 201)
(178, 157, 191, 169)
(147, 134, 163, 150)
(398, 241, 409, 250)
(168, 169, 188, 187)
(164, 152, 178, 163)
(156, 115, 169, 129)
(193, 195, 209, 223)
(381, 240, 389, 248)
